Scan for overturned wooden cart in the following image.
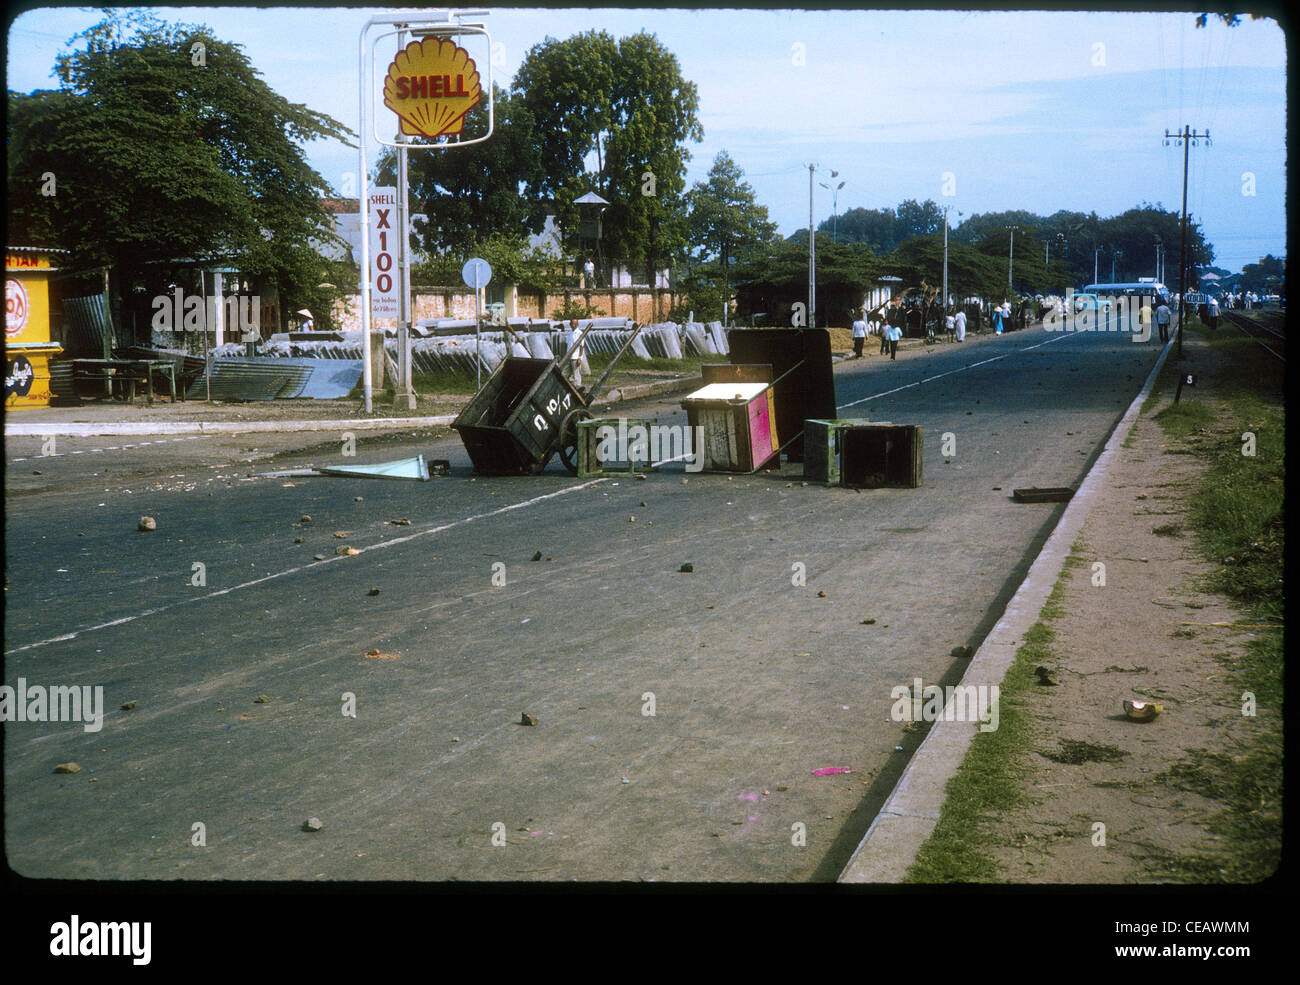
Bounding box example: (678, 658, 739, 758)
(451, 322, 645, 475)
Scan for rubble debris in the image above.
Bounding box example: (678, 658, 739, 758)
(302, 817, 323, 832)
(121, 701, 136, 711)
(1034, 666, 1059, 686)
(365, 649, 399, 660)
(333, 531, 349, 539)
(520, 712, 539, 726)
(679, 562, 694, 573)
(817, 590, 827, 598)
(367, 587, 380, 596)
(811, 767, 854, 776)
(254, 695, 271, 703)
(388, 518, 412, 526)
(337, 546, 360, 556)
(301, 515, 312, 523)
(1123, 699, 1163, 722)
(53, 763, 80, 774)
(531, 551, 543, 562)
(138, 516, 157, 532)
(951, 645, 972, 658)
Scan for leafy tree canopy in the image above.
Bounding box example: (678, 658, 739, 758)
(7, 9, 354, 331)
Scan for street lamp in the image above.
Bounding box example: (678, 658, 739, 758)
(1056, 233, 1066, 293)
(1111, 249, 1123, 283)
(1094, 244, 1104, 285)
(819, 173, 845, 243)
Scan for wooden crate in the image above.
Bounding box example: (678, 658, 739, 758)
(840, 422, 923, 488)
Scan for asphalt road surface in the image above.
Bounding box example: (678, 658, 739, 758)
(4, 322, 1161, 882)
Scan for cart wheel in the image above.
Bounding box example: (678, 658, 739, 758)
(559, 409, 592, 474)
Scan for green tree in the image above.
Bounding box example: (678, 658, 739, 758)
(821, 206, 897, 251)
(384, 86, 546, 256)
(685, 150, 778, 318)
(515, 30, 703, 284)
(1238, 254, 1285, 294)
(6, 10, 353, 338)
(894, 199, 944, 240)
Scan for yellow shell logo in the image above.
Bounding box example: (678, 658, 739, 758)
(383, 38, 482, 139)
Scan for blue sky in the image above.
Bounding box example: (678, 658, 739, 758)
(7, 6, 1287, 273)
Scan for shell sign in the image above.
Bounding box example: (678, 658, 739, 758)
(383, 38, 483, 139)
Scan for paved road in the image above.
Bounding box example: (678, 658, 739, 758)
(4, 323, 1161, 882)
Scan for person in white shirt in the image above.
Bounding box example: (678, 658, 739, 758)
(944, 309, 956, 343)
(1205, 294, 1220, 330)
(851, 309, 867, 358)
(954, 308, 967, 342)
(1154, 301, 1172, 342)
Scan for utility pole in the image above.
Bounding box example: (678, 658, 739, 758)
(1004, 225, 1016, 293)
(808, 163, 816, 328)
(1164, 126, 1210, 359)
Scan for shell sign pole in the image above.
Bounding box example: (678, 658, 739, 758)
(358, 10, 494, 413)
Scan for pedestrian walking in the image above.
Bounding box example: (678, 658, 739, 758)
(886, 321, 902, 360)
(851, 309, 867, 358)
(1206, 294, 1220, 330)
(1154, 300, 1172, 342)
(566, 318, 586, 386)
(944, 309, 956, 343)
(994, 303, 1005, 335)
(954, 307, 966, 342)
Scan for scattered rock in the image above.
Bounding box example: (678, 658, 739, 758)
(817, 589, 827, 598)
(367, 587, 380, 596)
(354, 496, 364, 502)
(365, 649, 399, 660)
(861, 618, 876, 625)
(639, 501, 647, 507)
(520, 712, 538, 726)
(776, 785, 788, 792)
(531, 551, 543, 562)
(388, 518, 411, 526)
(636, 473, 647, 480)
(121, 701, 136, 711)
(1136, 492, 1148, 500)
(629, 515, 636, 522)
(53, 763, 80, 774)
(679, 562, 693, 573)
(254, 694, 271, 703)
(333, 531, 348, 539)
(302, 817, 323, 832)
(138, 516, 157, 532)
(337, 546, 360, 556)
(300, 514, 312, 523)
(1034, 666, 1059, 686)
(1123, 699, 1163, 722)
(294, 537, 304, 544)
(313, 554, 327, 561)
(951, 645, 972, 658)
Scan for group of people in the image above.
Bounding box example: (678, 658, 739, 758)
(851, 302, 969, 360)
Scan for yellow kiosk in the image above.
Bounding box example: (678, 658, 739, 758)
(6, 247, 65, 409)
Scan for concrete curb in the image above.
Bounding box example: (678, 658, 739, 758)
(838, 334, 1175, 883)
(4, 416, 457, 437)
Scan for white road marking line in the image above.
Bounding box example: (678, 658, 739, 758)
(838, 333, 1072, 409)
(5, 478, 610, 655)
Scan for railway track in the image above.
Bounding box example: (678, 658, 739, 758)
(1219, 307, 1285, 362)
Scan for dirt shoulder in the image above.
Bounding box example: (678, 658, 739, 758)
(909, 326, 1283, 884)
